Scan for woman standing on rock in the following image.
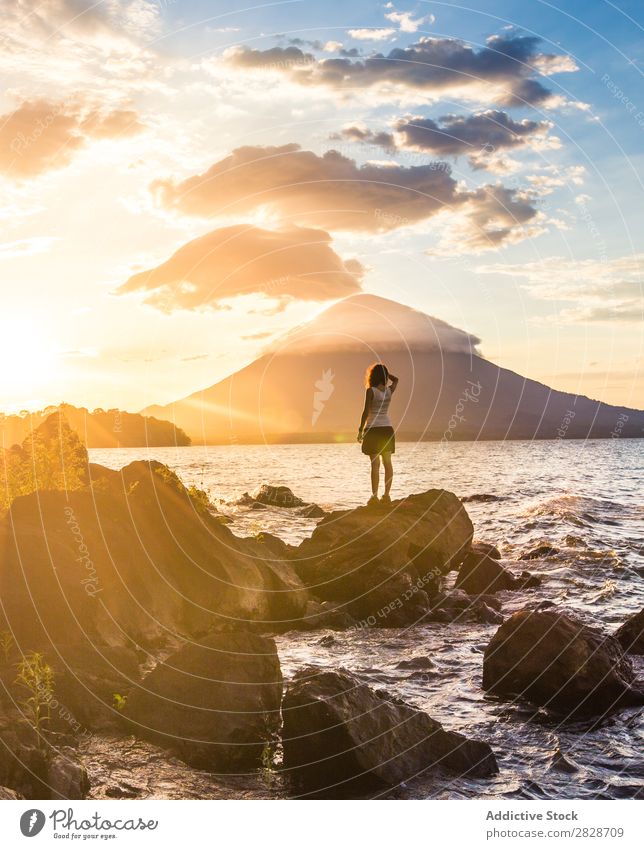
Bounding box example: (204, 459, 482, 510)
(358, 363, 398, 505)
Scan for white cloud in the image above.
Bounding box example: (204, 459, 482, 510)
(347, 28, 396, 41)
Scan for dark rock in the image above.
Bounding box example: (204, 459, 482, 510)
(476, 602, 504, 625)
(426, 591, 504, 625)
(549, 748, 579, 774)
(461, 494, 504, 503)
(295, 489, 473, 626)
(253, 484, 305, 508)
(457, 549, 540, 595)
(282, 666, 497, 795)
(395, 656, 435, 671)
(615, 608, 644, 655)
(472, 541, 502, 560)
(483, 608, 644, 717)
(300, 601, 356, 631)
(125, 632, 282, 771)
(520, 545, 559, 560)
(318, 635, 336, 647)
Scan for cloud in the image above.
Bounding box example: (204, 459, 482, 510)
(0, 98, 145, 178)
(428, 184, 544, 254)
(478, 254, 644, 322)
(115, 224, 365, 312)
(384, 4, 435, 33)
(347, 28, 396, 41)
(152, 143, 541, 250)
(270, 293, 481, 354)
(334, 110, 559, 171)
(224, 33, 578, 107)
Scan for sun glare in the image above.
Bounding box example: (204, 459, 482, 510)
(0, 315, 58, 409)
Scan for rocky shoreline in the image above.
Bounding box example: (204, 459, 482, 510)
(0, 415, 642, 800)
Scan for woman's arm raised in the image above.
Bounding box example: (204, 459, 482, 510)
(389, 374, 399, 394)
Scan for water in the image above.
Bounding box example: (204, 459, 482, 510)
(90, 439, 644, 799)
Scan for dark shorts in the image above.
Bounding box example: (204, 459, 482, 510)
(362, 426, 396, 456)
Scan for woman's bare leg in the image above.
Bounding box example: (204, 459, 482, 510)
(382, 452, 393, 496)
(370, 454, 380, 496)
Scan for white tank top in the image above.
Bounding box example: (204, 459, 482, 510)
(366, 386, 392, 428)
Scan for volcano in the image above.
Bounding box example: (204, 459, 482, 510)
(143, 295, 644, 444)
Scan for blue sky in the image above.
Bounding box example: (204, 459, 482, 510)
(0, 0, 641, 412)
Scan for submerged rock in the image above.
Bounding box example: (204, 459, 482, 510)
(295, 489, 473, 627)
(253, 484, 305, 508)
(456, 548, 540, 595)
(472, 541, 502, 560)
(483, 608, 644, 717)
(282, 666, 497, 795)
(615, 608, 644, 655)
(520, 545, 559, 560)
(125, 632, 282, 771)
(461, 494, 505, 503)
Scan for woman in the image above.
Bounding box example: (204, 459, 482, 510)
(357, 363, 399, 505)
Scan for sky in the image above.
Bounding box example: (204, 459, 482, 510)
(0, 0, 642, 414)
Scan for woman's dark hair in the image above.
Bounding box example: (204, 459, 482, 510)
(365, 362, 389, 388)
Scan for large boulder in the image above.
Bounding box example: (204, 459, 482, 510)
(282, 666, 497, 795)
(125, 632, 282, 771)
(615, 608, 644, 654)
(293, 490, 473, 626)
(0, 459, 308, 650)
(483, 608, 644, 717)
(456, 548, 540, 595)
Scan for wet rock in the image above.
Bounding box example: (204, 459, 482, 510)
(317, 635, 336, 647)
(125, 632, 283, 771)
(520, 545, 559, 560)
(456, 549, 539, 595)
(483, 608, 644, 717)
(615, 608, 644, 655)
(253, 484, 305, 508)
(426, 591, 504, 625)
(295, 489, 473, 626)
(549, 748, 579, 774)
(461, 494, 504, 503)
(282, 666, 497, 795)
(472, 541, 502, 560)
(395, 656, 435, 671)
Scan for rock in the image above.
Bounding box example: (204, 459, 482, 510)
(253, 484, 305, 508)
(300, 601, 356, 631)
(0, 458, 308, 649)
(472, 541, 502, 560)
(318, 635, 336, 647)
(47, 750, 90, 799)
(48, 643, 140, 733)
(125, 632, 283, 771)
(295, 489, 473, 626)
(0, 786, 24, 799)
(483, 608, 644, 717)
(456, 549, 539, 595)
(282, 667, 497, 794)
(297, 503, 327, 519)
(461, 494, 504, 503)
(549, 748, 579, 774)
(520, 545, 559, 560)
(395, 656, 435, 671)
(615, 608, 644, 655)
(426, 591, 504, 625)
